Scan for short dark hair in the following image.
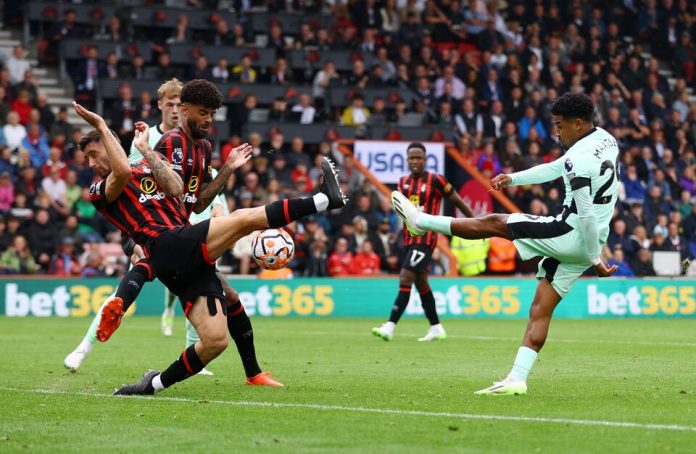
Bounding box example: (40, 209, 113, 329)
(78, 129, 120, 151)
(180, 79, 222, 109)
(407, 142, 426, 155)
(550, 92, 595, 122)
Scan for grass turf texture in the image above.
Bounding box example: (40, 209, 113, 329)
(1, 317, 695, 453)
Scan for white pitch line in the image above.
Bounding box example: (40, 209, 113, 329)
(302, 331, 696, 347)
(0, 387, 694, 433)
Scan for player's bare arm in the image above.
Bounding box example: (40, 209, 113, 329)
(448, 191, 474, 218)
(73, 102, 131, 202)
(192, 143, 253, 213)
(133, 121, 184, 197)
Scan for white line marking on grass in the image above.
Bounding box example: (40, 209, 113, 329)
(1, 386, 694, 433)
(305, 331, 696, 347)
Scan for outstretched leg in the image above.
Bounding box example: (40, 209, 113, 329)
(205, 158, 347, 260)
(391, 191, 511, 240)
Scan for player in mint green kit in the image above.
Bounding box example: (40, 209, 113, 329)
(392, 92, 620, 395)
(64, 79, 183, 371)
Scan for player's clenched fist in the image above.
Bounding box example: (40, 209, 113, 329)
(490, 174, 512, 190)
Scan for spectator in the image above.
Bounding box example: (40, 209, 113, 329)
(41, 164, 67, 206)
(0, 235, 38, 274)
(328, 237, 352, 276)
(0, 171, 14, 212)
(434, 65, 466, 100)
(517, 106, 547, 141)
(622, 166, 647, 201)
(59, 215, 83, 251)
(81, 251, 107, 277)
(151, 53, 181, 81)
(21, 123, 49, 168)
(69, 149, 92, 188)
(26, 208, 56, 271)
(269, 97, 289, 122)
(341, 93, 370, 127)
(46, 9, 83, 62)
(211, 58, 230, 84)
(3, 111, 25, 151)
(210, 19, 235, 46)
(11, 89, 33, 125)
(232, 55, 257, 84)
(630, 248, 657, 277)
(6, 45, 30, 85)
(74, 188, 103, 243)
(607, 247, 634, 277)
(270, 57, 292, 85)
(291, 93, 317, 124)
(189, 56, 212, 80)
(373, 216, 400, 273)
(349, 240, 381, 275)
(50, 237, 82, 276)
(312, 61, 340, 107)
(109, 83, 135, 148)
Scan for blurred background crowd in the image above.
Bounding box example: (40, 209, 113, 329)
(0, 0, 694, 277)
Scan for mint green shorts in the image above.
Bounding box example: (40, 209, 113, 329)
(507, 213, 592, 297)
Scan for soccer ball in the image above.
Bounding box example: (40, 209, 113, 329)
(251, 228, 295, 270)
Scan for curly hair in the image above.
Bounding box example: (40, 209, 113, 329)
(550, 92, 595, 122)
(180, 79, 223, 109)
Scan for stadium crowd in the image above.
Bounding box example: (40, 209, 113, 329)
(0, 0, 694, 277)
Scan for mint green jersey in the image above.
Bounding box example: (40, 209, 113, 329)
(128, 124, 165, 164)
(508, 127, 620, 264)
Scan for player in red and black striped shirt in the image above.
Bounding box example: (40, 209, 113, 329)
(373, 142, 473, 342)
(72, 97, 347, 395)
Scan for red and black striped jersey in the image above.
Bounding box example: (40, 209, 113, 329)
(398, 171, 454, 249)
(155, 128, 214, 216)
(89, 159, 189, 248)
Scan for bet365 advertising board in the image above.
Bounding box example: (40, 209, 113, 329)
(1, 277, 695, 318)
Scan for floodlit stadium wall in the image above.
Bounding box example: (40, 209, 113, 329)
(1, 278, 695, 319)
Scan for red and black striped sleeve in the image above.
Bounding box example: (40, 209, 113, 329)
(434, 173, 454, 197)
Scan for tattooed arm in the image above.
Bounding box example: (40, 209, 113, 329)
(134, 122, 183, 197)
(192, 142, 253, 213)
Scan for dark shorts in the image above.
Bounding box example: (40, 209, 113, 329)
(148, 219, 224, 310)
(401, 244, 433, 273)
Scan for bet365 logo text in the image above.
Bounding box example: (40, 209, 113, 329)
(587, 284, 696, 316)
(4, 283, 135, 317)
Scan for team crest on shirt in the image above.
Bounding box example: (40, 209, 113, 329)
(141, 164, 151, 174)
(421, 184, 427, 192)
(564, 158, 573, 172)
(172, 148, 184, 165)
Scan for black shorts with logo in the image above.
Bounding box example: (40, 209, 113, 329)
(401, 244, 433, 273)
(148, 219, 224, 310)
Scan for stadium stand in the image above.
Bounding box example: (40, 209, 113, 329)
(0, 0, 693, 278)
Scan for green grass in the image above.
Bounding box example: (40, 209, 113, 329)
(1, 317, 695, 453)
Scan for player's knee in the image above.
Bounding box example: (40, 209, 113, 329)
(206, 335, 229, 356)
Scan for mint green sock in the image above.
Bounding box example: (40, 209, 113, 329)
(185, 319, 200, 347)
(85, 291, 117, 344)
(418, 213, 452, 235)
(509, 346, 538, 382)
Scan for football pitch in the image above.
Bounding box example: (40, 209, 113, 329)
(1, 316, 695, 452)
